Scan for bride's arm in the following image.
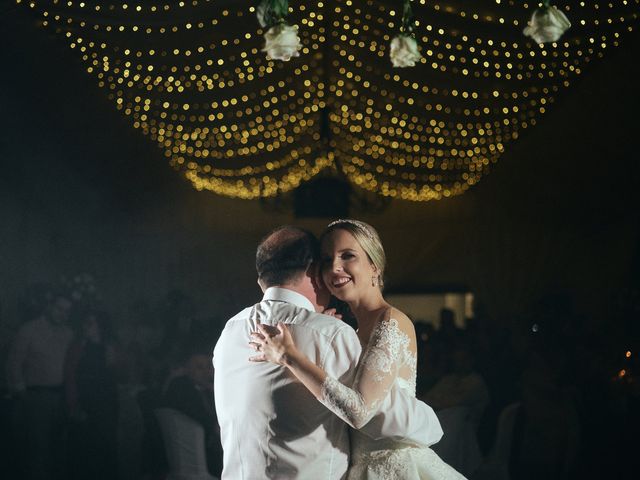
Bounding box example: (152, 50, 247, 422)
(250, 316, 414, 430)
(320, 317, 412, 429)
(249, 321, 328, 398)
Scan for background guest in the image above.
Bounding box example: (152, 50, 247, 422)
(425, 342, 490, 477)
(6, 287, 73, 480)
(64, 308, 119, 480)
(161, 348, 223, 478)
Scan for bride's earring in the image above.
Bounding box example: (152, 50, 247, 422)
(371, 275, 377, 287)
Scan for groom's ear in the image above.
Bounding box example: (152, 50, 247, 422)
(257, 277, 266, 293)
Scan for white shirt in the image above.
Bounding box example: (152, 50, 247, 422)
(213, 287, 443, 480)
(6, 317, 73, 392)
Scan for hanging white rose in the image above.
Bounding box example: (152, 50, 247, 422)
(389, 34, 422, 68)
(262, 22, 302, 62)
(523, 5, 571, 44)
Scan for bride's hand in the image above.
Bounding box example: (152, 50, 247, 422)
(322, 307, 343, 320)
(249, 322, 295, 365)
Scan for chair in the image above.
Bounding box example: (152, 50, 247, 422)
(474, 402, 521, 480)
(432, 406, 484, 477)
(154, 408, 218, 480)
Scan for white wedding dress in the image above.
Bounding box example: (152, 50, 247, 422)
(320, 318, 467, 480)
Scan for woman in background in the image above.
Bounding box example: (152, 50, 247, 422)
(64, 308, 119, 480)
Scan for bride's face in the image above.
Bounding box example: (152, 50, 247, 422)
(321, 229, 378, 303)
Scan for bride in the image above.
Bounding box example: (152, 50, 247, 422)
(250, 219, 466, 479)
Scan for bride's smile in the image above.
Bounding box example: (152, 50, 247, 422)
(331, 276, 352, 288)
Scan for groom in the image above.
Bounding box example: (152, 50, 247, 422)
(213, 226, 443, 479)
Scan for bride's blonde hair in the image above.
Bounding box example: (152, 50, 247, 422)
(322, 219, 386, 288)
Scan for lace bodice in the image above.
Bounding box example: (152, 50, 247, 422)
(320, 318, 417, 429)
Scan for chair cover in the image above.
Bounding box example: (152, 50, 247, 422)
(154, 407, 217, 480)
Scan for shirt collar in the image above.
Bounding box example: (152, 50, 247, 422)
(262, 287, 316, 312)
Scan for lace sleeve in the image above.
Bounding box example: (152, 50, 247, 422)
(319, 318, 409, 429)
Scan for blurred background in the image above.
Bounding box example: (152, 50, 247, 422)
(1, 1, 638, 479)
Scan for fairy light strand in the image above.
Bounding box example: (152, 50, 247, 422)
(17, 0, 640, 200)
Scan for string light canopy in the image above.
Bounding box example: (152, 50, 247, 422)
(17, 0, 640, 201)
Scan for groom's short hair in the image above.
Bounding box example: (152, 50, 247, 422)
(256, 226, 319, 287)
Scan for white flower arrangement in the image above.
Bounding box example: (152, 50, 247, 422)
(262, 23, 302, 61)
(390, 0, 422, 68)
(523, 2, 571, 44)
(390, 34, 422, 68)
(257, 0, 301, 62)
(60, 273, 100, 306)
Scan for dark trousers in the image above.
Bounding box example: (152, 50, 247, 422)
(22, 388, 68, 480)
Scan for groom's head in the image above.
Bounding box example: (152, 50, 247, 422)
(256, 226, 330, 310)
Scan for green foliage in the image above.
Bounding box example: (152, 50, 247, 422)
(256, 0, 290, 29)
(401, 0, 416, 35)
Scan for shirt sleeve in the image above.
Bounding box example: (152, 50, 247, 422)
(321, 324, 362, 388)
(6, 322, 32, 393)
(319, 318, 408, 429)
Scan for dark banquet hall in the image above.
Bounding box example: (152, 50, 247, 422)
(1, 1, 638, 479)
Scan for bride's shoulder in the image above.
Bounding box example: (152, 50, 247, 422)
(379, 307, 414, 335)
(371, 308, 417, 351)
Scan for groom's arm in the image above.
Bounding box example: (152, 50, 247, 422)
(358, 386, 444, 448)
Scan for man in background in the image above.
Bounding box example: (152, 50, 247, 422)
(7, 288, 74, 480)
